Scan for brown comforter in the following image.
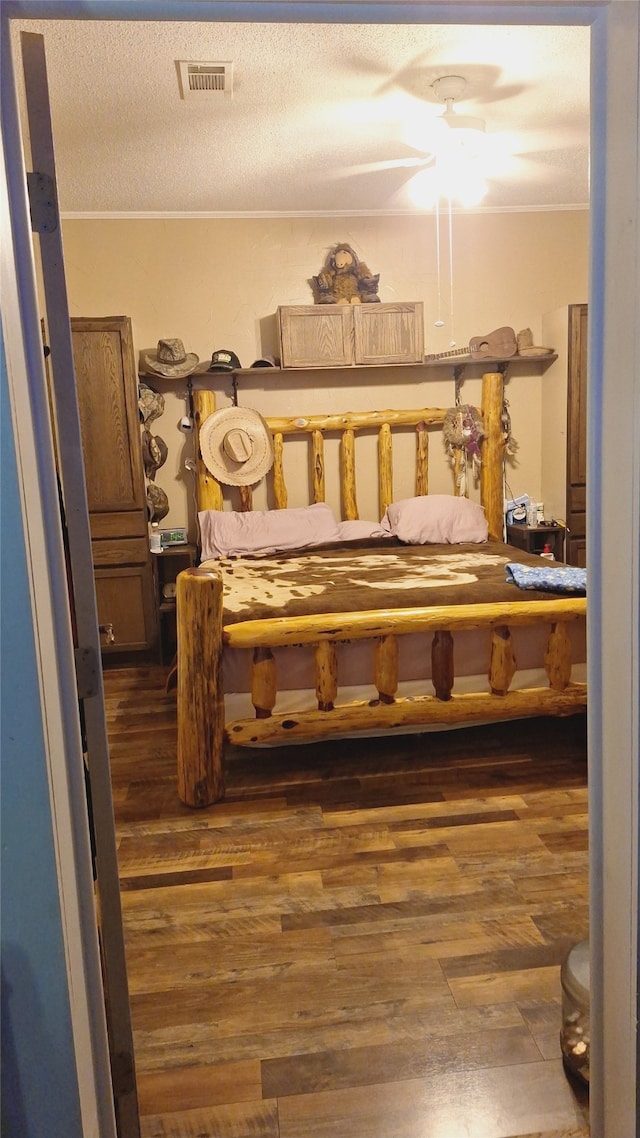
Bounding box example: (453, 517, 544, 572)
(202, 539, 566, 624)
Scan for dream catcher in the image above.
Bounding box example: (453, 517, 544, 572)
(443, 370, 518, 494)
(443, 403, 485, 496)
(501, 396, 518, 461)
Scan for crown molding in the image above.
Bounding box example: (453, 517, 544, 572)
(61, 204, 590, 220)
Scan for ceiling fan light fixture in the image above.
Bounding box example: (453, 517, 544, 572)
(452, 176, 489, 208)
(442, 112, 486, 135)
(432, 75, 468, 103)
(407, 167, 440, 209)
(432, 74, 486, 140)
(407, 164, 489, 210)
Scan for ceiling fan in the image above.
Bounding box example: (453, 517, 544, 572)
(334, 74, 499, 209)
(430, 75, 486, 140)
(409, 75, 491, 207)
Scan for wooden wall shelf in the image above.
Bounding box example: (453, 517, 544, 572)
(140, 352, 559, 415)
(240, 353, 557, 373)
(179, 353, 558, 380)
(161, 352, 559, 405)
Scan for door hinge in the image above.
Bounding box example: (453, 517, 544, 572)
(27, 171, 58, 233)
(74, 645, 99, 699)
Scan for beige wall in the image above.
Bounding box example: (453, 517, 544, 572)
(60, 210, 588, 534)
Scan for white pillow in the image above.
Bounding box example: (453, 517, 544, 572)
(199, 502, 340, 559)
(336, 520, 393, 541)
(383, 494, 488, 544)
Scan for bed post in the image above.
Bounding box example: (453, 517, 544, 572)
(193, 388, 224, 511)
(480, 370, 506, 540)
(176, 566, 226, 806)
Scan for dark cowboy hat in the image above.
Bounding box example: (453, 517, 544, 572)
(142, 429, 168, 480)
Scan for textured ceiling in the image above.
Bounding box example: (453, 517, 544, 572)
(10, 18, 590, 215)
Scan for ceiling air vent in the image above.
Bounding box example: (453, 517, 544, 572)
(177, 61, 233, 101)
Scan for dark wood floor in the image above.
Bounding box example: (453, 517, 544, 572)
(104, 665, 590, 1138)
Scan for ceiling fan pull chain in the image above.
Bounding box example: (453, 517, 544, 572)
(434, 197, 444, 328)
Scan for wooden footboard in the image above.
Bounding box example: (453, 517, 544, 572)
(176, 566, 586, 807)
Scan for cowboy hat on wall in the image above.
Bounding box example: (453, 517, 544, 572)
(142, 429, 168, 481)
(516, 328, 554, 357)
(143, 338, 200, 378)
(199, 406, 275, 487)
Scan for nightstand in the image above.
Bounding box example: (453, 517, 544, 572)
(506, 523, 566, 562)
(151, 544, 197, 663)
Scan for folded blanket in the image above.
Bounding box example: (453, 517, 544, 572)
(505, 562, 586, 594)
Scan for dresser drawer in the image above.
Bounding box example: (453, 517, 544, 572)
(92, 536, 149, 567)
(90, 511, 148, 540)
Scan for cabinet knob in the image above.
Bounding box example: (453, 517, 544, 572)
(99, 622, 115, 645)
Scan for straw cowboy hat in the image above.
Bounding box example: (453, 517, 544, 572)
(143, 338, 200, 378)
(199, 406, 274, 486)
(517, 328, 553, 357)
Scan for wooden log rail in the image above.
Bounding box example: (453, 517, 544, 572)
(222, 598, 587, 647)
(192, 371, 507, 538)
(193, 389, 449, 518)
(254, 407, 449, 520)
(176, 565, 586, 807)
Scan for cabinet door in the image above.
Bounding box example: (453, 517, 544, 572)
(278, 305, 353, 368)
(567, 535, 587, 568)
(567, 305, 588, 490)
(353, 302, 424, 364)
(71, 316, 146, 514)
(71, 316, 158, 653)
(95, 565, 157, 652)
(565, 304, 588, 565)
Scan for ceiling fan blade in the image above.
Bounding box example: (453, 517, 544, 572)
(340, 55, 528, 107)
(326, 155, 434, 180)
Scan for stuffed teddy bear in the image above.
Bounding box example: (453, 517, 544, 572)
(312, 243, 380, 304)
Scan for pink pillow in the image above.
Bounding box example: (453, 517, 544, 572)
(382, 495, 488, 544)
(337, 520, 392, 541)
(199, 502, 340, 559)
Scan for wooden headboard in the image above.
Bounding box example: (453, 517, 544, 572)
(192, 370, 506, 539)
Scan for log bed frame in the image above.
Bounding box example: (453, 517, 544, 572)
(176, 372, 586, 807)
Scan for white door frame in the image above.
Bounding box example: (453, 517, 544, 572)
(2, 3, 639, 1136)
(0, 27, 118, 1138)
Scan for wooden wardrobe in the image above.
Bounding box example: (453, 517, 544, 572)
(541, 303, 588, 567)
(70, 315, 158, 654)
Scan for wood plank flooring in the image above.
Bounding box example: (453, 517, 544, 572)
(104, 665, 590, 1138)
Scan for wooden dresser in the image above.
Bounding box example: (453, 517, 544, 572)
(71, 315, 158, 654)
(565, 304, 588, 567)
(541, 303, 587, 567)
